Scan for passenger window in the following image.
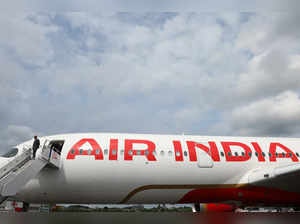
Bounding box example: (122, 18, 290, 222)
(112, 150, 117, 155)
(96, 149, 100, 155)
(255, 152, 258, 157)
(88, 149, 92, 155)
(137, 150, 141, 155)
(184, 151, 188, 157)
(242, 152, 245, 156)
(269, 153, 272, 157)
(248, 152, 252, 156)
(296, 153, 300, 157)
(176, 151, 181, 157)
(276, 153, 278, 156)
(71, 149, 75, 154)
(262, 152, 265, 157)
(228, 152, 232, 157)
(220, 152, 224, 157)
(145, 151, 149, 156)
(104, 149, 108, 155)
(289, 152, 293, 157)
(128, 150, 133, 155)
(234, 152, 238, 156)
(79, 149, 84, 154)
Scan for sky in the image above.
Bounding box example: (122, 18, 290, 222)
(1, 9, 300, 151)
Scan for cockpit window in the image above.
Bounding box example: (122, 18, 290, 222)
(1, 148, 18, 158)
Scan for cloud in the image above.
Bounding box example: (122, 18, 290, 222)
(0, 13, 58, 67)
(4, 0, 300, 12)
(236, 49, 300, 100)
(1, 12, 300, 152)
(229, 91, 300, 136)
(0, 125, 37, 150)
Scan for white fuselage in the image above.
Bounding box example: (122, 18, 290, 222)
(7, 133, 300, 205)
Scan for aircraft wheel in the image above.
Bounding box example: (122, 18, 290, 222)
(22, 202, 29, 212)
(192, 203, 201, 212)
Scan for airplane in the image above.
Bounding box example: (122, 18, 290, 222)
(1, 132, 300, 212)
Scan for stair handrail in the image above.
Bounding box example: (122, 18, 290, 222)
(0, 147, 32, 180)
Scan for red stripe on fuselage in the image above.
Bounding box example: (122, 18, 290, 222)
(178, 186, 300, 206)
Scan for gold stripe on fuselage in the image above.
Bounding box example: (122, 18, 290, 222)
(120, 184, 247, 203)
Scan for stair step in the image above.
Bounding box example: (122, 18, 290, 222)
(0, 143, 61, 197)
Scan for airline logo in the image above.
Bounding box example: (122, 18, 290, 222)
(66, 138, 299, 162)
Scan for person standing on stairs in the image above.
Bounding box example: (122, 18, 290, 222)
(32, 135, 40, 159)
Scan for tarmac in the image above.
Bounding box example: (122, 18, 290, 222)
(1, 213, 300, 224)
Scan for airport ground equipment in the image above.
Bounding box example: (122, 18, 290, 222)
(0, 140, 60, 200)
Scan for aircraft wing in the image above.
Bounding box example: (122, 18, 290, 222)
(243, 163, 300, 193)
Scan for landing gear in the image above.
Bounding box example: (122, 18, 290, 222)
(192, 203, 201, 212)
(22, 202, 29, 212)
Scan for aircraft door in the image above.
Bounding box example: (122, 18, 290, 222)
(48, 140, 64, 168)
(196, 150, 213, 168)
(40, 140, 64, 168)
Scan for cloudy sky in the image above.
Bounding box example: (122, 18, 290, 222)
(1, 10, 300, 151)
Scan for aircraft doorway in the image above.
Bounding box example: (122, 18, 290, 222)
(48, 140, 64, 155)
(42, 140, 65, 168)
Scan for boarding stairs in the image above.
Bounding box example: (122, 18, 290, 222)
(0, 140, 61, 203)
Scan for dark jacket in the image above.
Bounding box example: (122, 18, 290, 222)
(32, 139, 40, 151)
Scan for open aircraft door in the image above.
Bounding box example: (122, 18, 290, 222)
(40, 139, 64, 168)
